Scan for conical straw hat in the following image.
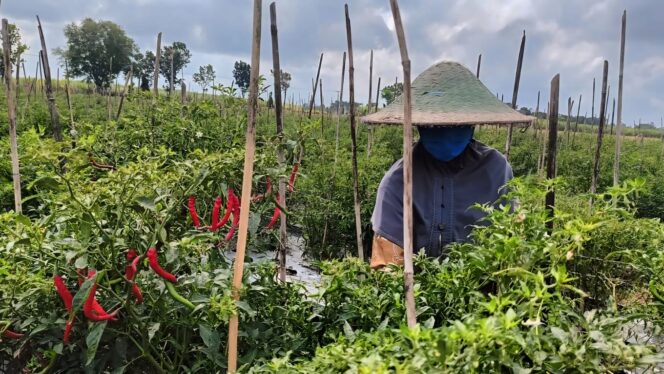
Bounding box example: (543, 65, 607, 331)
(361, 61, 534, 126)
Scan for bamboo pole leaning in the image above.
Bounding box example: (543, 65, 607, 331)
(505, 30, 526, 160)
(573, 94, 582, 144)
(3, 19, 22, 214)
(546, 74, 560, 234)
(334, 52, 346, 167)
(613, 10, 626, 187)
(37, 15, 63, 142)
(64, 62, 76, 147)
(374, 76, 381, 112)
(388, 0, 417, 329)
(590, 60, 609, 202)
(307, 53, 323, 118)
(344, 4, 364, 261)
(270, 1, 287, 283)
(227, 1, 262, 372)
(476, 53, 482, 78)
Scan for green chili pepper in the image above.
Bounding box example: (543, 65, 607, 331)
(165, 281, 195, 311)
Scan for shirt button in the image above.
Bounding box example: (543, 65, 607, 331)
(440, 203, 445, 208)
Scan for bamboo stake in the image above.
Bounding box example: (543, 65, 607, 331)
(476, 53, 482, 78)
(64, 62, 75, 147)
(367, 49, 373, 111)
(307, 53, 323, 118)
(591, 77, 596, 126)
(334, 52, 346, 166)
(15, 51, 20, 101)
(37, 16, 62, 142)
(610, 98, 615, 135)
(344, 3, 364, 261)
(590, 60, 609, 199)
(546, 74, 560, 233)
(153, 32, 162, 97)
(566, 97, 573, 143)
(320, 78, 324, 135)
(227, 1, 261, 371)
(374, 76, 381, 112)
(388, 0, 416, 328)
(38, 51, 43, 97)
(573, 94, 582, 144)
(169, 50, 174, 96)
(3, 19, 22, 214)
(181, 81, 187, 104)
(116, 66, 133, 120)
(505, 30, 525, 160)
(534, 91, 540, 137)
(613, 10, 626, 187)
(270, 1, 287, 283)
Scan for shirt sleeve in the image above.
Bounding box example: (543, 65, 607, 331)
(371, 163, 404, 248)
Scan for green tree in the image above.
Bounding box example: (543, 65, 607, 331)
(0, 23, 28, 77)
(193, 64, 215, 93)
(381, 82, 403, 106)
(132, 51, 156, 91)
(160, 42, 191, 92)
(233, 60, 251, 97)
(271, 69, 291, 99)
(58, 18, 137, 90)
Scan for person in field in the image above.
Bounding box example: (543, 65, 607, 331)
(360, 61, 533, 269)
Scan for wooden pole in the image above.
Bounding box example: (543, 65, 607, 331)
(334, 51, 346, 165)
(107, 57, 113, 121)
(270, 2, 287, 283)
(38, 51, 44, 97)
(181, 81, 187, 104)
(574, 94, 582, 138)
(590, 60, 609, 198)
(116, 67, 133, 120)
(227, 1, 261, 371)
(505, 30, 526, 159)
(374, 76, 381, 112)
(367, 49, 373, 110)
(153, 32, 162, 97)
(345, 4, 364, 261)
(545, 74, 560, 233)
(320, 78, 324, 135)
(476, 53, 482, 78)
(388, 0, 416, 329)
(591, 77, 596, 126)
(307, 53, 323, 118)
(15, 51, 20, 101)
(610, 98, 615, 135)
(613, 10, 626, 187)
(169, 50, 174, 96)
(37, 16, 62, 142)
(534, 91, 540, 137)
(566, 97, 573, 143)
(64, 62, 75, 146)
(3, 19, 22, 214)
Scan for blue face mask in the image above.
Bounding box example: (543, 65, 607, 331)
(418, 126, 474, 162)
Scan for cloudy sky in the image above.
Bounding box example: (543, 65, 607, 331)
(4, 0, 663, 126)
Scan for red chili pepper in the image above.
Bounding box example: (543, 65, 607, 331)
(188, 196, 202, 228)
(63, 320, 73, 344)
(84, 270, 119, 322)
(131, 284, 144, 304)
(217, 189, 235, 229)
(129, 256, 141, 279)
(266, 207, 280, 229)
(146, 247, 177, 283)
(126, 249, 138, 261)
(1, 329, 23, 339)
(225, 194, 241, 241)
(289, 163, 299, 192)
(54, 275, 73, 313)
(210, 196, 223, 232)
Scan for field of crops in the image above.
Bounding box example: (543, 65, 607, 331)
(2, 1, 664, 373)
(0, 79, 663, 372)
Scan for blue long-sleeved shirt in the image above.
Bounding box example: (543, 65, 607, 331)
(371, 140, 513, 257)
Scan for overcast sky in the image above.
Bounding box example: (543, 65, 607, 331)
(4, 0, 663, 126)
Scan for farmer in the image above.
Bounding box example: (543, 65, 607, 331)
(361, 61, 533, 269)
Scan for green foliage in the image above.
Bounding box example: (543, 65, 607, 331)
(0, 22, 28, 77)
(380, 82, 403, 106)
(233, 60, 251, 96)
(160, 41, 192, 91)
(59, 18, 138, 89)
(193, 64, 216, 92)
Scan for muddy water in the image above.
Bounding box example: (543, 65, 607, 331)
(222, 234, 321, 294)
